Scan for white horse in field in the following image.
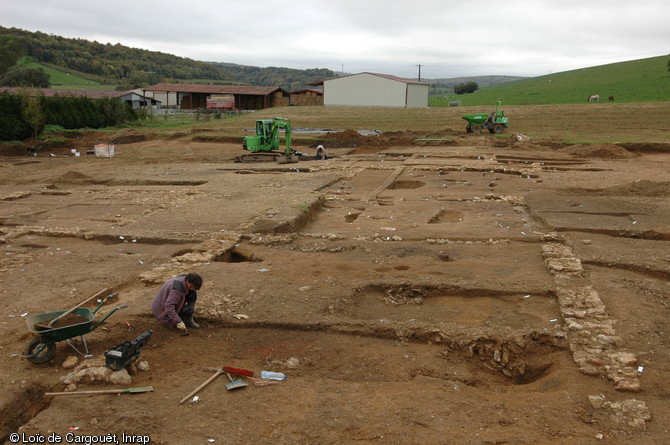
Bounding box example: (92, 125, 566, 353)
(588, 94, 600, 102)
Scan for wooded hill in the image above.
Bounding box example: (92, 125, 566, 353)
(210, 62, 338, 91)
(0, 26, 341, 91)
(0, 26, 227, 86)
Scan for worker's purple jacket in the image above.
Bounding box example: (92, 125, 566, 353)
(151, 275, 188, 327)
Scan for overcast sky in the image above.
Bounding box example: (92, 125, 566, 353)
(1, 0, 668, 79)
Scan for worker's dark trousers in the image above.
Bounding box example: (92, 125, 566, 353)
(178, 289, 197, 317)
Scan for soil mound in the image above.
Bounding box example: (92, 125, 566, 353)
(327, 129, 460, 152)
(0, 144, 28, 156)
(192, 135, 239, 143)
(56, 171, 92, 184)
(619, 142, 670, 153)
(562, 143, 637, 159)
(167, 131, 189, 140)
(113, 134, 147, 144)
(600, 180, 670, 197)
(108, 129, 149, 144)
(323, 129, 367, 148)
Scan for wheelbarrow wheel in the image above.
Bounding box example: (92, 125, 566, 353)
(24, 337, 56, 364)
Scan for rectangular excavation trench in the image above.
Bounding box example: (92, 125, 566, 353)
(331, 285, 560, 330)
(4, 323, 567, 443)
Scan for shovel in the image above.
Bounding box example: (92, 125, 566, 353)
(34, 288, 113, 331)
(225, 372, 248, 390)
(179, 367, 224, 404)
(45, 386, 153, 397)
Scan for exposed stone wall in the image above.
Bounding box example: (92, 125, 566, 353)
(540, 234, 641, 392)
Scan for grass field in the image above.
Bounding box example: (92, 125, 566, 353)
(19, 58, 118, 91)
(8, 54, 670, 145)
(430, 55, 670, 106)
(106, 102, 670, 145)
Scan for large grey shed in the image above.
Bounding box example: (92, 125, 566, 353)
(323, 72, 429, 107)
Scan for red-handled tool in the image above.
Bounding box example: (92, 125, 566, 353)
(201, 366, 254, 377)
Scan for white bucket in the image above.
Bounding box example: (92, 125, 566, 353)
(94, 144, 115, 158)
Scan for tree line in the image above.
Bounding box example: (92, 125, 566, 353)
(212, 63, 339, 91)
(0, 33, 50, 87)
(0, 90, 137, 141)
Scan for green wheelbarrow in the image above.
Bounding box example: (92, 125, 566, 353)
(24, 293, 127, 364)
(462, 100, 510, 134)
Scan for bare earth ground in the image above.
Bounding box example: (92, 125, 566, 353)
(0, 126, 669, 445)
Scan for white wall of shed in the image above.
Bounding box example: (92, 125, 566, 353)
(143, 91, 177, 108)
(324, 73, 407, 107)
(406, 83, 429, 108)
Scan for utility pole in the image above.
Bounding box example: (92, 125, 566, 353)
(415, 64, 422, 81)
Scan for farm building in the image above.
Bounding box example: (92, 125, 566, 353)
(122, 89, 162, 109)
(142, 83, 289, 111)
(323, 73, 429, 107)
(0, 87, 161, 109)
(290, 88, 324, 106)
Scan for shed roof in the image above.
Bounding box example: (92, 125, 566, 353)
(290, 88, 323, 95)
(325, 72, 429, 86)
(0, 88, 162, 107)
(144, 83, 288, 96)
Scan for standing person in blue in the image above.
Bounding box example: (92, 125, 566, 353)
(151, 273, 203, 333)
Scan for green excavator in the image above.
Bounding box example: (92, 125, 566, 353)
(238, 117, 298, 163)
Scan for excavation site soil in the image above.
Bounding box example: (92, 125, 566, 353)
(1, 118, 669, 444)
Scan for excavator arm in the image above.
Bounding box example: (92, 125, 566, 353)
(271, 118, 292, 157)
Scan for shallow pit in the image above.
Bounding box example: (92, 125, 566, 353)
(214, 247, 262, 263)
(388, 180, 425, 190)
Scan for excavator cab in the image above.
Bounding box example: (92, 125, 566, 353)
(255, 120, 273, 146)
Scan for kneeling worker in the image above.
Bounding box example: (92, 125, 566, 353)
(316, 144, 327, 160)
(151, 273, 203, 333)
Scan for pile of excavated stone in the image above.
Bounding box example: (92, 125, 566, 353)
(59, 356, 150, 392)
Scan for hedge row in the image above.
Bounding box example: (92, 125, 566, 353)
(0, 93, 31, 141)
(0, 91, 137, 141)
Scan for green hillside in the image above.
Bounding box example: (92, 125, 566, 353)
(430, 55, 670, 106)
(19, 57, 117, 90)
